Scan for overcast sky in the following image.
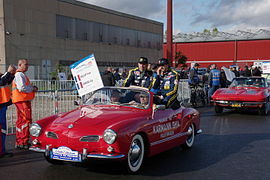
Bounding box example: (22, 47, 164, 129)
(78, 0, 270, 34)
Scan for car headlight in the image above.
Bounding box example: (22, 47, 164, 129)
(103, 129, 117, 144)
(30, 123, 42, 137)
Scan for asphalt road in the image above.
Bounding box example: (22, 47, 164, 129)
(1, 106, 270, 180)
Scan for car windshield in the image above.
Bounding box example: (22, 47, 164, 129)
(230, 78, 266, 88)
(84, 87, 150, 109)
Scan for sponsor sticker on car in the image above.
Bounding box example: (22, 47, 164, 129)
(51, 146, 81, 162)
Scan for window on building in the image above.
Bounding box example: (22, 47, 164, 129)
(75, 19, 89, 41)
(56, 15, 162, 50)
(137, 40, 141, 47)
(126, 38, 130, 45)
(56, 15, 73, 39)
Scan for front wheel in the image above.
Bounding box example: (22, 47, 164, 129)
(215, 105, 223, 114)
(181, 124, 195, 149)
(259, 101, 269, 116)
(126, 134, 145, 173)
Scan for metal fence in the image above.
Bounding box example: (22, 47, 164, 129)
(6, 80, 191, 135)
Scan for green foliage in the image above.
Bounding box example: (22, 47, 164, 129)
(50, 64, 65, 80)
(203, 29, 210, 33)
(212, 27, 219, 33)
(175, 51, 187, 66)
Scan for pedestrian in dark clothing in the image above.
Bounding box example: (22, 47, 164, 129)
(220, 68, 227, 88)
(0, 65, 16, 158)
(232, 67, 240, 77)
(121, 69, 128, 79)
(101, 67, 115, 86)
(242, 66, 251, 77)
(113, 68, 121, 82)
(252, 67, 262, 76)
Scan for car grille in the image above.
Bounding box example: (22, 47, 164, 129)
(45, 131, 58, 139)
(80, 135, 100, 142)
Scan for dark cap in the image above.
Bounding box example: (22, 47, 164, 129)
(138, 57, 148, 64)
(194, 63, 200, 67)
(158, 58, 169, 66)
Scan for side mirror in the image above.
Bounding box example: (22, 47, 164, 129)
(74, 100, 80, 106)
(155, 104, 166, 110)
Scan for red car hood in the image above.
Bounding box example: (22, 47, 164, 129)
(212, 87, 267, 101)
(45, 105, 148, 135)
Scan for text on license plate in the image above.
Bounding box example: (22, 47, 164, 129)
(231, 103, 241, 107)
(51, 146, 81, 162)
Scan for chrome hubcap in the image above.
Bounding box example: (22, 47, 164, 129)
(187, 126, 194, 143)
(129, 140, 141, 167)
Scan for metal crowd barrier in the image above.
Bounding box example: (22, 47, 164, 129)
(178, 79, 191, 106)
(6, 80, 191, 135)
(6, 89, 80, 135)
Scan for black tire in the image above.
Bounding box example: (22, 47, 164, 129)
(215, 105, 223, 114)
(259, 102, 269, 116)
(44, 154, 64, 165)
(126, 134, 145, 173)
(181, 124, 195, 149)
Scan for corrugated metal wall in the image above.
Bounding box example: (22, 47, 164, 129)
(164, 39, 270, 68)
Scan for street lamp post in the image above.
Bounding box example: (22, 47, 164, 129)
(167, 0, 173, 67)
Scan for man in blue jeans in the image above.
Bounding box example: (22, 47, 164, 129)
(208, 64, 220, 103)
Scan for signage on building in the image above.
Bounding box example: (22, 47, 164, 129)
(262, 62, 270, 74)
(70, 54, 104, 97)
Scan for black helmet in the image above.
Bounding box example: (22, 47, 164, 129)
(158, 58, 169, 66)
(194, 63, 200, 67)
(138, 57, 148, 64)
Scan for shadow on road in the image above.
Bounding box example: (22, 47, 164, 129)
(38, 133, 270, 176)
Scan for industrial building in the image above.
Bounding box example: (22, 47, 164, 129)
(164, 29, 270, 68)
(0, 0, 163, 79)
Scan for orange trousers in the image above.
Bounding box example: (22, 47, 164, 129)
(15, 101, 32, 146)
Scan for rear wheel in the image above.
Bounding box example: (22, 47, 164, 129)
(181, 124, 195, 149)
(215, 105, 223, 114)
(126, 134, 145, 173)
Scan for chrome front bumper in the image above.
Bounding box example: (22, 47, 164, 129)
(214, 101, 265, 107)
(29, 146, 125, 160)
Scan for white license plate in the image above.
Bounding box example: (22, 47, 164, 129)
(51, 146, 81, 162)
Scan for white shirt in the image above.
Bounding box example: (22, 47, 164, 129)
(14, 72, 34, 93)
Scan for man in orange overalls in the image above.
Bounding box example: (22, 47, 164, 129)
(12, 59, 38, 149)
(0, 65, 16, 157)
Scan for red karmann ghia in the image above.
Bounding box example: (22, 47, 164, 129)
(29, 86, 201, 173)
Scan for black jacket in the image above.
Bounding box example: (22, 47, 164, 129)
(0, 72, 14, 107)
(101, 71, 115, 86)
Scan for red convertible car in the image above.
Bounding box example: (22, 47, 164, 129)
(212, 77, 270, 115)
(29, 86, 201, 173)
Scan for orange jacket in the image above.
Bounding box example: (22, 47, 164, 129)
(12, 73, 35, 103)
(0, 85, 11, 104)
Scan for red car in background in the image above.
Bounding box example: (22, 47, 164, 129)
(212, 77, 270, 115)
(29, 86, 201, 173)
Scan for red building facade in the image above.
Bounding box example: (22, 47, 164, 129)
(164, 39, 270, 69)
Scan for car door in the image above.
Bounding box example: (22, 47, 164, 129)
(147, 107, 182, 155)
